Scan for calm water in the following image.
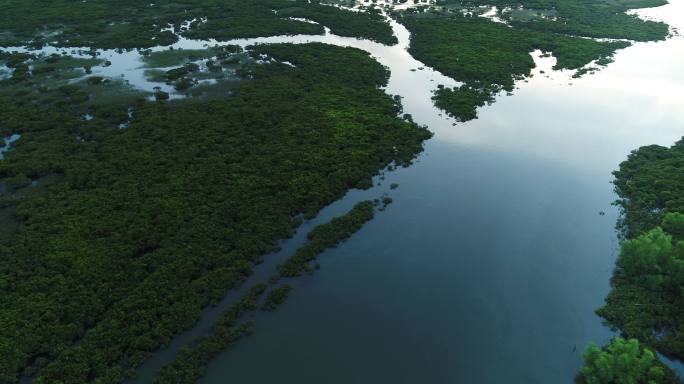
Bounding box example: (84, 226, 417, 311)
(198, 2, 684, 383)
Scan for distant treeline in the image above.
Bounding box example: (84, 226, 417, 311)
(0, 0, 395, 48)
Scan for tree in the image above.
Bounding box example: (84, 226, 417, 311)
(580, 338, 674, 384)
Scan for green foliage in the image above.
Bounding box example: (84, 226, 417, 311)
(595, 139, 684, 369)
(153, 283, 267, 384)
(597, 215, 684, 360)
(507, 0, 669, 42)
(261, 284, 293, 311)
(0, 0, 395, 49)
(613, 140, 684, 239)
(442, 0, 669, 41)
(278, 200, 376, 277)
(276, 3, 397, 44)
(579, 337, 676, 384)
(432, 84, 495, 122)
(0, 43, 429, 383)
(662, 213, 684, 241)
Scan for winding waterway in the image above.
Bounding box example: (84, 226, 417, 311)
(6, 1, 684, 382)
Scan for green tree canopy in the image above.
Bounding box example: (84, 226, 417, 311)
(580, 338, 675, 384)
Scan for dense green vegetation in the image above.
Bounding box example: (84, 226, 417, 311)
(422, 0, 669, 35)
(438, 0, 670, 41)
(593, 139, 684, 365)
(612, 140, 684, 239)
(278, 201, 376, 277)
(273, 3, 397, 45)
(432, 84, 495, 121)
(598, 214, 684, 360)
(581, 138, 684, 381)
(0, 0, 395, 49)
(578, 337, 677, 384)
(0, 43, 429, 383)
(153, 283, 267, 384)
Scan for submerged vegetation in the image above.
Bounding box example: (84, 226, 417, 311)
(278, 200, 376, 277)
(261, 284, 293, 311)
(0, 42, 429, 383)
(153, 283, 267, 384)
